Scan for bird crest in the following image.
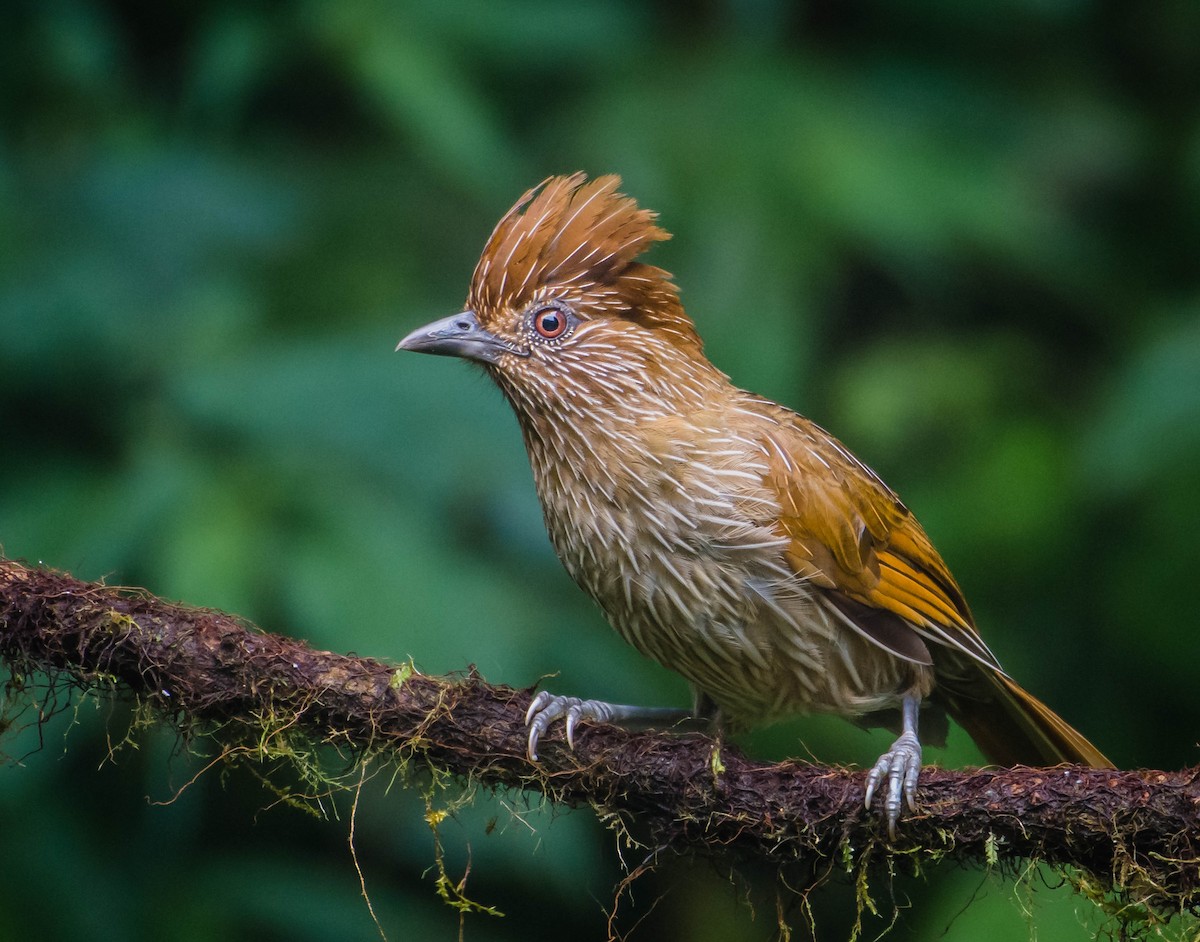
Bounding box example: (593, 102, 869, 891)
(468, 173, 702, 351)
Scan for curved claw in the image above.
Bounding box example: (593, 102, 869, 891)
(864, 730, 922, 838)
(524, 690, 558, 761)
(525, 693, 620, 761)
(524, 693, 691, 761)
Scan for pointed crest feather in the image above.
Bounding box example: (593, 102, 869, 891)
(469, 174, 701, 350)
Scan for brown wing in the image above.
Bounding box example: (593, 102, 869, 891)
(755, 404, 998, 670)
(754, 401, 1111, 768)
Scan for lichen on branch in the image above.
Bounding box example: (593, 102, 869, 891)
(1, 558, 1198, 929)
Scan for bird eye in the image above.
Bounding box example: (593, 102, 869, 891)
(532, 306, 569, 340)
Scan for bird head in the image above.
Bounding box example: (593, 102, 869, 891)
(398, 174, 720, 417)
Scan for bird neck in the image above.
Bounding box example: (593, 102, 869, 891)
(493, 345, 751, 592)
(494, 343, 735, 486)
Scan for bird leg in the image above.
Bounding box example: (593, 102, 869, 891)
(524, 691, 692, 761)
(692, 688, 723, 726)
(864, 693, 923, 837)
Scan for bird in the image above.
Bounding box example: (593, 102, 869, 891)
(397, 172, 1110, 834)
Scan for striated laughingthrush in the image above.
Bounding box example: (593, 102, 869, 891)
(398, 173, 1110, 833)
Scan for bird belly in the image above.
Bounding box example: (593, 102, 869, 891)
(530, 419, 928, 727)
(555, 517, 922, 727)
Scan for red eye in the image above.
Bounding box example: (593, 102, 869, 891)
(533, 306, 568, 339)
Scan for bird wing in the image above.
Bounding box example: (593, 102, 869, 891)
(753, 403, 1002, 674)
(753, 402, 1111, 768)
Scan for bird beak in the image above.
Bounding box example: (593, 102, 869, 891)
(395, 310, 521, 365)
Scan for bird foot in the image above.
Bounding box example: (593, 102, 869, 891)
(524, 691, 689, 761)
(864, 730, 922, 838)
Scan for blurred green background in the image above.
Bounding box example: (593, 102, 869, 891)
(2, 0, 1198, 939)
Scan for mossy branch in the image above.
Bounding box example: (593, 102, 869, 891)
(1, 558, 1197, 921)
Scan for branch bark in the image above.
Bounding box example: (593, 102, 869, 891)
(1, 558, 1197, 919)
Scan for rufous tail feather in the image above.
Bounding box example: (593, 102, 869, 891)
(950, 674, 1111, 768)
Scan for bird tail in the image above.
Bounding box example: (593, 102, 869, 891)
(949, 673, 1111, 768)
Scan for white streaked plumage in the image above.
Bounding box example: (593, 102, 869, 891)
(491, 319, 929, 724)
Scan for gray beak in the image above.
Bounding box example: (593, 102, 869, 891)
(395, 310, 521, 365)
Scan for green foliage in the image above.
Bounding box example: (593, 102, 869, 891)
(2, 0, 1198, 939)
